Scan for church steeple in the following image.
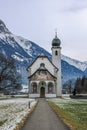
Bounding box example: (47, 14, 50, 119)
(51, 32, 62, 97)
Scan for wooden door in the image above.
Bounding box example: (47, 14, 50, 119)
(40, 87, 45, 98)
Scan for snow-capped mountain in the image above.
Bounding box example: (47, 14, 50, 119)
(0, 20, 87, 84)
(61, 60, 84, 83)
(0, 20, 11, 34)
(61, 55, 87, 71)
(0, 20, 51, 65)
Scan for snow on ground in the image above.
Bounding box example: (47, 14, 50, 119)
(49, 98, 87, 109)
(21, 84, 28, 93)
(0, 98, 36, 130)
(62, 94, 71, 99)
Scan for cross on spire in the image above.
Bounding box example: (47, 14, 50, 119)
(55, 28, 57, 38)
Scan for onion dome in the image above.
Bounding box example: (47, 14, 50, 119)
(52, 32, 61, 47)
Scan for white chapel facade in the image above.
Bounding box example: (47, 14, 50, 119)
(27, 34, 62, 98)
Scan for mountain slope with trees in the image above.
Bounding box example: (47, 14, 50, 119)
(0, 19, 87, 86)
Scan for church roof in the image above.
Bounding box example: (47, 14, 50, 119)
(27, 53, 59, 71)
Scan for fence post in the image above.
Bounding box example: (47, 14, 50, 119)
(29, 101, 30, 109)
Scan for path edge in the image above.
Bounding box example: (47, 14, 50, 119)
(14, 100, 38, 130)
(47, 100, 72, 130)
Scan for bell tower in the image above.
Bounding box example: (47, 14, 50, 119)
(51, 32, 62, 97)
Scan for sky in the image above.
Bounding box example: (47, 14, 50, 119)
(0, 0, 87, 61)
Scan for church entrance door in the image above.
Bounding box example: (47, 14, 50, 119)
(40, 87, 45, 98)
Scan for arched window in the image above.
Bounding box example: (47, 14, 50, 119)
(55, 50, 58, 56)
(31, 82, 37, 93)
(48, 82, 53, 93)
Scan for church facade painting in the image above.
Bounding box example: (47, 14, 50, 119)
(27, 34, 62, 98)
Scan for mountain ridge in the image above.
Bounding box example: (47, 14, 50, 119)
(61, 55, 87, 71)
(0, 20, 87, 84)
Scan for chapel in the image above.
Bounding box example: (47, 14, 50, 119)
(27, 33, 62, 98)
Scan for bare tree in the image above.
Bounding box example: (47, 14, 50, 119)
(0, 53, 21, 91)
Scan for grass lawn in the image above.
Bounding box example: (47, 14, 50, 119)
(48, 98, 87, 130)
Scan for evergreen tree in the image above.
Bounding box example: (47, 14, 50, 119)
(75, 76, 87, 94)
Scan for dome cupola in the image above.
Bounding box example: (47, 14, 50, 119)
(52, 32, 61, 47)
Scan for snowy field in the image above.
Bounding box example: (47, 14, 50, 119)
(49, 97, 87, 109)
(0, 98, 36, 130)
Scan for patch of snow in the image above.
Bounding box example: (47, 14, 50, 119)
(0, 33, 6, 40)
(13, 36, 32, 56)
(0, 98, 36, 130)
(62, 55, 87, 71)
(12, 54, 24, 62)
(19, 85, 28, 93)
(48, 98, 87, 109)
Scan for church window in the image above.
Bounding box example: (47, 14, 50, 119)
(32, 82, 37, 93)
(48, 82, 53, 93)
(55, 50, 58, 55)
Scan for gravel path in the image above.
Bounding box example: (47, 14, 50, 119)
(21, 99, 70, 130)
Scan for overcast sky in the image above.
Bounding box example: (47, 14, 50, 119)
(0, 0, 87, 61)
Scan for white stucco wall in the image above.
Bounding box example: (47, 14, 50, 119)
(52, 47, 62, 97)
(29, 94, 40, 98)
(28, 56, 56, 76)
(45, 94, 56, 98)
(29, 94, 56, 98)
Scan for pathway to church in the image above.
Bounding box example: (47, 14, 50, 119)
(21, 99, 70, 130)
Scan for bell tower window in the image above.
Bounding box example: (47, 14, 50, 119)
(55, 50, 58, 55)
